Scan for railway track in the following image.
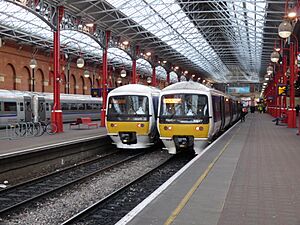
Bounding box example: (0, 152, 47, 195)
(61, 153, 194, 225)
(0, 149, 148, 218)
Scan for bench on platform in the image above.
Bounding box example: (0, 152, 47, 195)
(69, 117, 98, 129)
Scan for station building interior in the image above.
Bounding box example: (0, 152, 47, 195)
(0, 0, 299, 126)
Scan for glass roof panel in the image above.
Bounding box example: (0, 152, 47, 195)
(106, 0, 230, 82)
(155, 66, 167, 80)
(169, 71, 178, 83)
(136, 58, 152, 76)
(108, 48, 132, 67)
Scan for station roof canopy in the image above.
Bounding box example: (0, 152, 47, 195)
(0, 0, 288, 84)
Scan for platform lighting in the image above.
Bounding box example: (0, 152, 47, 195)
(29, 58, 37, 69)
(271, 51, 280, 63)
(278, 20, 293, 38)
(86, 23, 94, 27)
(265, 76, 270, 81)
(146, 52, 151, 56)
(76, 57, 85, 68)
(263, 82, 268, 85)
(184, 70, 188, 74)
(275, 47, 281, 52)
(202, 79, 206, 83)
(174, 66, 179, 70)
(83, 70, 90, 78)
(122, 40, 129, 45)
(163, 60, 167, 64)
(117, 77, 122, 84)
(120, 69, 127, 78)
(147, 77, 152, 84)
(287, 7, 297, 18)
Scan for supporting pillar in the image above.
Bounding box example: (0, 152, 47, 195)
(166, 71, 170, 84)
(152, 66, 156, 87)
(288, 42, 297, 128)
(101, 30, 111, 127)
(132, 46, 139, 84)
(51, 6, 64, 133)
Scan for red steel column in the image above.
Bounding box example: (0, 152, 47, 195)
(288, 42, 297, 128)
(131, 46, 139, 84)
(166, 71, 170, 84)
(101, 30, 111, 127)
(51, 6, 64, 133)
(152, 66, 156, 87)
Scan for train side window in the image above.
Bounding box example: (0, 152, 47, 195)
(20, 102, 24, 111)
(0, 102, 2, 111)
(46, 103, 50, 111)
(78, 103, 85, 110)
(62, 103, 69, 110)
(70, 103, 77, 110)
(87, 103, 93, 110)
(4, 102, 17, 112)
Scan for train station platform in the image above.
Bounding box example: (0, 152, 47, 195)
(118, 113, 300, 225)
(0, 121, 107, 159)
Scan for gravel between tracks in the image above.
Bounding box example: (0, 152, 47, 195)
(2, 150, 170, 225)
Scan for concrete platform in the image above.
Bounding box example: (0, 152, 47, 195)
(117, 113, 300, 225)
(0, 121, 107, 159)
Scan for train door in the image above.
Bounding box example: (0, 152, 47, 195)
(220, 96, 225, 130)
(38, 97, 46, 122)
(17, 98, 25, 122)
(24, 96, 32, 122)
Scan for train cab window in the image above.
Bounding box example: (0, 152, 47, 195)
(160, 94, 208, 124)
(107, 95, 149, 121)
(4, 102, 17, 112)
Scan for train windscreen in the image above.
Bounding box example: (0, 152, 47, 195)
(107, 95, 149, 121)
(159, 94, 209, 124)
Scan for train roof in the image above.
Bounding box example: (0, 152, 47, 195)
(162, 81, 211, 92)
(108, 84, 161, 96)
(0, 89, 31, 98)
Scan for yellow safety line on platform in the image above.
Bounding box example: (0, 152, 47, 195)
(163, 127, 241, 225)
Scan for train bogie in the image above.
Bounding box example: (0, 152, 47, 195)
(105, 84, 160, 149)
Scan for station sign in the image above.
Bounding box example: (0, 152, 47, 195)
(227, 86, 250, 94)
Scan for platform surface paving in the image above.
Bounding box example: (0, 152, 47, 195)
(122, 113, 300, 225)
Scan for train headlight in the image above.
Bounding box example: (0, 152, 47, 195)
(110, 123, 117, 127)
(195, 126, 203, 131)
(164, 126, 172, 131)
(137, 123, 144, 128)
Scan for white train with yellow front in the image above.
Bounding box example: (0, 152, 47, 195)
(105, 84, 161, 149)
(158, 81, 240, 154)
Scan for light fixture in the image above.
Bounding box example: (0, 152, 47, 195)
(122, 40, 129, 45)
(202, 79, 206, 83)
(266, 65, 273, 74)
(146, 52, 151, 56)
(86, 23, 94, 27)
(120, 69, 127, 78)
(278, 20, 293, 38)
(29, 58, 37, 69)
(117, 77, 122, 84)
(263, 82, 268, 85)
(163, 60, 167, 64)
(184, 70, 188, 74)
(147, 77, 152, 84)
(83, 70, 90, 78)
(174, 66, 179, 70)
(287, 6, 297, 18)
(270, 51, 280, 63)
(77, 57, 85, 68)
(180, 75, 186, 82)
